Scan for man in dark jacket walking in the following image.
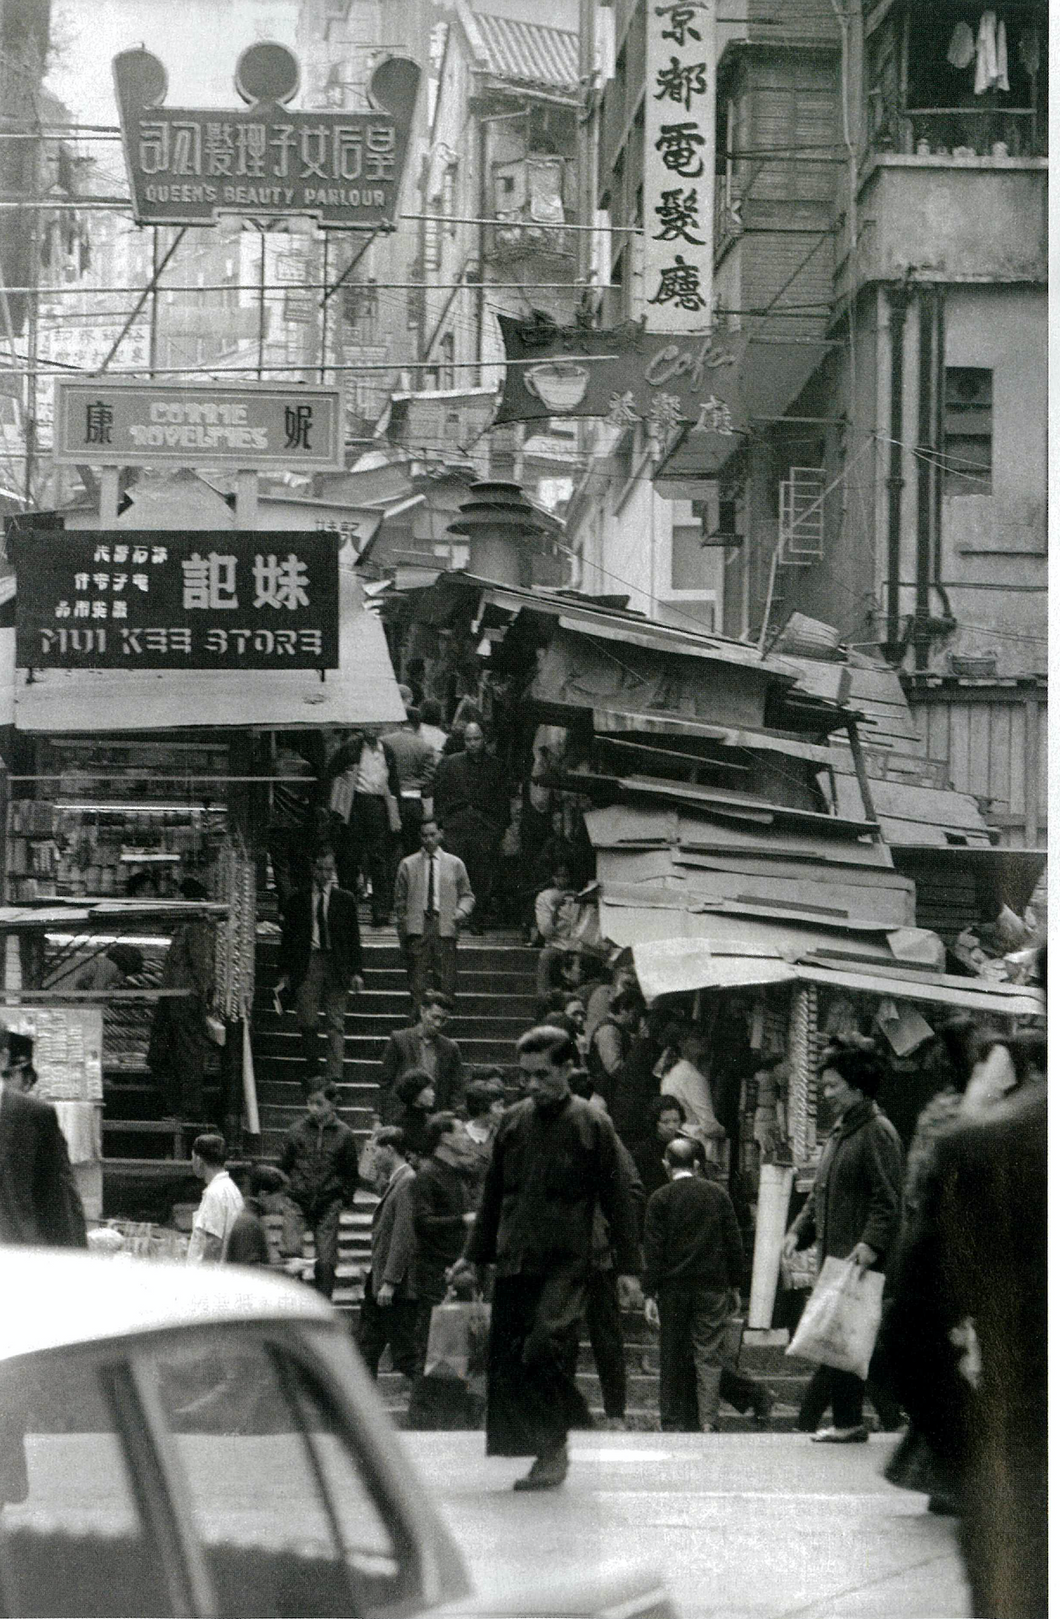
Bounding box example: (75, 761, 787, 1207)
(451, 1025, 640, 1492)
(643, 1136, 744, 1433)
(279, 1081, 359, 1298)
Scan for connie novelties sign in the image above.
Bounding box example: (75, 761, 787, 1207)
(53, 380, 343, 470)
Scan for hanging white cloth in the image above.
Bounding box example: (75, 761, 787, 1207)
(947, 21, 975, 69)
(974, 11, 1003, 95)
(995, 18, 1009, 92)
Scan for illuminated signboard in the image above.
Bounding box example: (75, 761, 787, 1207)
(53, 380, 344, 470)
(113, 41, 419, 230)
(13, 530, 339, 670)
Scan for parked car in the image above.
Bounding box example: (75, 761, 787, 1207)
(0, 1250, 676, 1619)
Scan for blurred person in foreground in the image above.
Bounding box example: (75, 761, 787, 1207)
(449, 1025, 640, 1491)
(881, 1022, 1046, 1618)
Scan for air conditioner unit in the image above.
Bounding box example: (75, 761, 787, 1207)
(778, 466, 825, 565)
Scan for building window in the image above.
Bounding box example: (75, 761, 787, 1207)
(943, 367, 992, 495)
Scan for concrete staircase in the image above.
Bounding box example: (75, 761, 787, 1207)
(251, 922, 539, 1308)
(252, 919, 814, 1430)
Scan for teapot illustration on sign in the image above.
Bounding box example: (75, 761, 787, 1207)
(523, 360, 591, 412)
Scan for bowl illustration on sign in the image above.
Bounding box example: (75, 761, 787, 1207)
(523, 360, 590, 412)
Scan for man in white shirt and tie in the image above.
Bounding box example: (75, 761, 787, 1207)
(393, 817, 474, 1013)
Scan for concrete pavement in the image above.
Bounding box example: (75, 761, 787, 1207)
(405, 1430, 971, 1619)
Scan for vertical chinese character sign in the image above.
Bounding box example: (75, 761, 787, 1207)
(644, 1, 716, 333)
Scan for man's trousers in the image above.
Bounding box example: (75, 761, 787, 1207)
(294, 950, 348, 1086)
(657, 1285, 731, 1433)
(583, 1269, 627, 1419)
(357, 1290, 421, 1380)
(406, 916, 458, 1010)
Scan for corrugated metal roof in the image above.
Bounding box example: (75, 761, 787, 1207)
(471, 12, 580, 92)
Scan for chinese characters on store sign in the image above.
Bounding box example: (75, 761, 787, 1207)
(13, 532, 339, 670)
(644, 2, 716, 332)
(113, 47, 419, 230)
(54, 381, 343, 470)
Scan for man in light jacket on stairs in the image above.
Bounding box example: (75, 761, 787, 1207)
(394, 817, 474, 1013)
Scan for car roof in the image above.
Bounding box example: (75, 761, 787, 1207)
(0, 1248, 335, 1362)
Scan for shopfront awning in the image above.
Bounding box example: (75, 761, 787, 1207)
(591, 706, 834, 765)
(631, 934, 1045, 1018)
(8, 569, 406, 733)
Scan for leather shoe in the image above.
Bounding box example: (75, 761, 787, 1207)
(811, 1424, 869, 1444)
(752, 1386, 775, 1427)
(513, 1444, 569, 1491)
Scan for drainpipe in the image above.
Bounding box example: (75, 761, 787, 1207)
(913, 285, 936, 670)
(932, 288, 953, 622)
(885, 284, 909, 656)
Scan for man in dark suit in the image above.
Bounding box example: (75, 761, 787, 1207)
(379, 989, 465, 1121)
(0, 1031, 87, 1247)
(431, 721, 509, 924)
(394, 817, 474, 1010)
(357, 1126, 420, 1381)
(276, 847, 364, 1091)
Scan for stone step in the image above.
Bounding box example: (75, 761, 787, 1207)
(256, 939, 541, 973)
(357, 970, 539, 995)
(255, 1033, 521, 1064)
(254, 990, 541, 1021)
(254, 1012, 532, 1043)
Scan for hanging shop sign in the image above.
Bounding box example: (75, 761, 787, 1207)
(53, 379, 344, 470)
(113, 42, 420, 230)
(12, 529, 339, 671)
(495, 315, 744, 446)
(643, 0, 716, 331)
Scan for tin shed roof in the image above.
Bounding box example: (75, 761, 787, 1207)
(470, 12, 580, 92)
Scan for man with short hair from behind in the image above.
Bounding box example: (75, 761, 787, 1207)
(186, 1133, 244, 1264)
(643, 1135, 744, 1433)
(279, 1081, 359, 1299)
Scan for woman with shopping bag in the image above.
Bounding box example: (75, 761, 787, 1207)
(781, 1037, 903, 1444)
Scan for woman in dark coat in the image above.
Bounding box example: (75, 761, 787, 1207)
(782, 1036, 903, 1444)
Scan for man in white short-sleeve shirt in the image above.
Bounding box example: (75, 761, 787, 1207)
(186, 1132, 244, 1263)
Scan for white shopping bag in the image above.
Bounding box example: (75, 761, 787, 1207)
(785, 1256, 885, 1380)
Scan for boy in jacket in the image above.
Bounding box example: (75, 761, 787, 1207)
(279, 1081, 359, 1299)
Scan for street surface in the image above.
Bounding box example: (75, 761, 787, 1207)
(407, 1431, 970, 1619)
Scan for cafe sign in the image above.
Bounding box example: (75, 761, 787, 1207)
(113, 42, 419, 230)
(12, 530, 339, 671)
(53, 380, 344, 470)
(495, 315, 744, 449)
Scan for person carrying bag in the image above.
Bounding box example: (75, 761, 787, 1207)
(787, 1256, 885, 1382)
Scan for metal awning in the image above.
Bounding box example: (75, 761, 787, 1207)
(631, 935, 1045, 1018)
(591, 706, 834, 764)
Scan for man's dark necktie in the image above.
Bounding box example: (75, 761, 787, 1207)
(317, 889, 330, 953)
(426, 854, 435, 915)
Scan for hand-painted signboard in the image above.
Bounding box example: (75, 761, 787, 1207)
(53, 380, 344, 470)
(113, 42, 419, 230)
(13, 530, 339, 670)
(643, 0, 716, 331)
(495, 315, 743, 448)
